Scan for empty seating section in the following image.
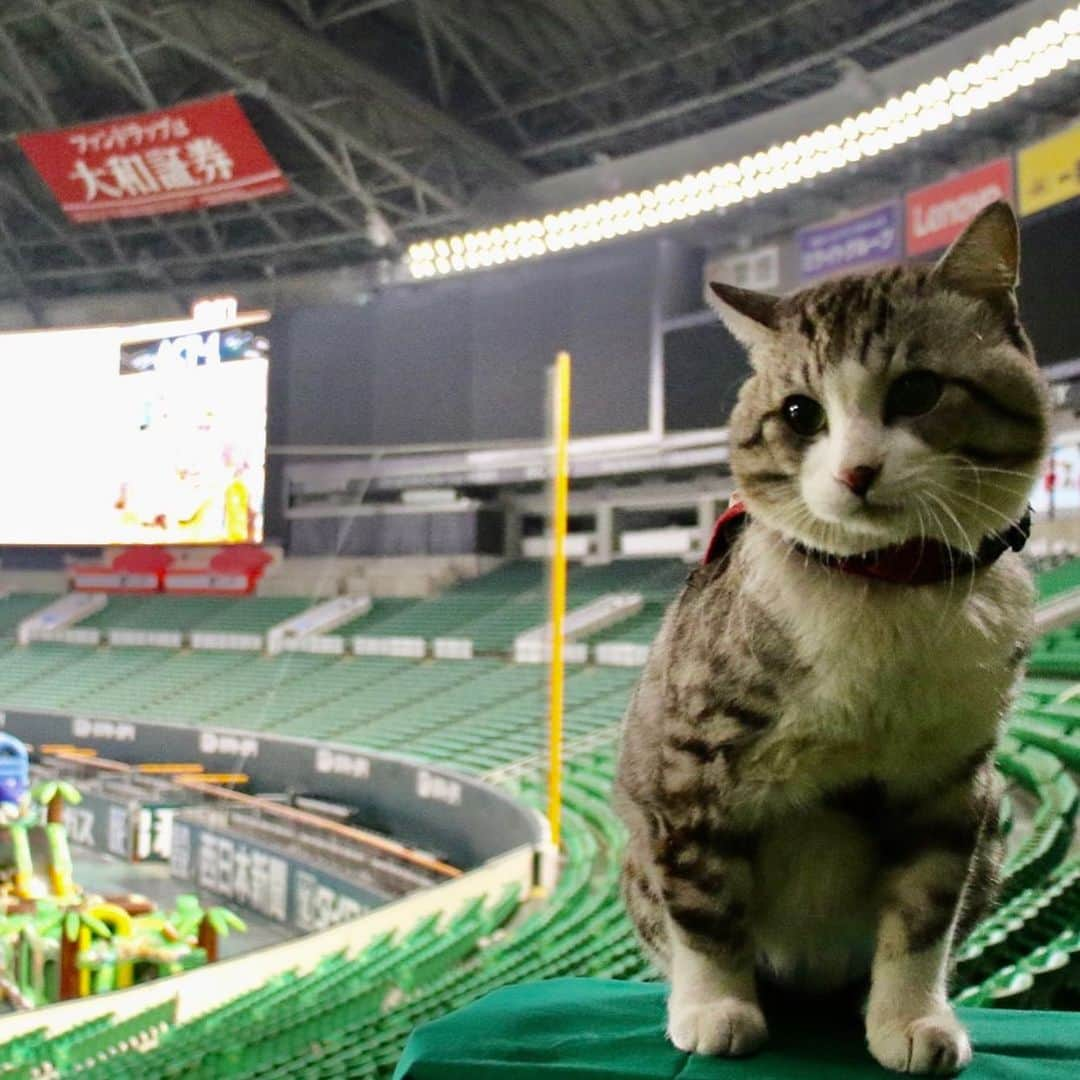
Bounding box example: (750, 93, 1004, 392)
(78, 596, 236, 632)
(582, 562, 685, 647)
(587, 601, 668, 645)
(1029, 625, 1080, 678)
(356, 665, 635, 771)
(947, 631, 1080, 1008)
(75, 595, 311, 635)
(456, 558, 684, 653)
(1, 559, 1079, 1076)
(0, 641, 99, 700)
(346, 561, 543, 646)
(0, 646, 167, 712)
(1036, 558, 1080, 602)
(0, 647, 637, 772)
(189, 597, 311, 634)
(0, 561, 688, 659)
(85, 649, 255, 720)
(333, 598, 423, 637)
(342, 559, 685, 653)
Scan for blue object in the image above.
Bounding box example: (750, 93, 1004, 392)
(0, 733, 29, 806)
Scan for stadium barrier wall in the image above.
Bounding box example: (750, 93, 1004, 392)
(0, 709, 546, 869)
(51, 783, 392, 930)
(169, 816, 393, 932)
(0, 843, 536, 1039)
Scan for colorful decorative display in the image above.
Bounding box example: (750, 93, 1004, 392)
(0, 736, 245, 1009)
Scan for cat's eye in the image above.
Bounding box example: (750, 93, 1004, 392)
(885, 370, 943, 420)
(781, 395, 826, 437)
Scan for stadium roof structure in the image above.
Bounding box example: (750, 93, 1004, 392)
(0, 0, 1076, 306)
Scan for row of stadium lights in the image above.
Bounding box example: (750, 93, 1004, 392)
(406, 7, 1080, 280)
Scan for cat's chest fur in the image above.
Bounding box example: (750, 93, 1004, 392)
(720, 528, 1030, 811)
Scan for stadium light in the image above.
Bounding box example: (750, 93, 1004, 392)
(406, 5, 1080, 280)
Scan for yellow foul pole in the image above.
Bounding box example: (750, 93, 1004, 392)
(548, 351, 571, 849)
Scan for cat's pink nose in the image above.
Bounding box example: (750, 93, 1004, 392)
(838, 464, 880, 497)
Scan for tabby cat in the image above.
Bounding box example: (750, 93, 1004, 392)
(615, 202, 1049, 1074)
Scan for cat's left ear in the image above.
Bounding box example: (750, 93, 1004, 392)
(932, 200, 1019, 300)
(708, 282, 782, 347)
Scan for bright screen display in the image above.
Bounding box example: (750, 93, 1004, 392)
(0, 316, 268, 544)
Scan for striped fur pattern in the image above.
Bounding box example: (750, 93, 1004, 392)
(615, 204, 1048, 1074)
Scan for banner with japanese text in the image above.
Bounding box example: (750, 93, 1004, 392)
(17, 93, 288, 223)
(797, 202, 902, 283)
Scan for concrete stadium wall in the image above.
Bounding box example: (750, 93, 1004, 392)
(272, 237, 659, 448)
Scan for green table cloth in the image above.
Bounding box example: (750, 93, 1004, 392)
(394, 978, 1080, 1079)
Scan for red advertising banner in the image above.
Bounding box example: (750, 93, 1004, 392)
(17, 94, 288, 223)
(905, 157, 1014, 256)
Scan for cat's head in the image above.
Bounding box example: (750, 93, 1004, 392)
(710, 201, 1049, 558)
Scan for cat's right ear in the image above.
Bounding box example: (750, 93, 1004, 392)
(932, 200, 1019, 300)
(708, 282, 782, 348)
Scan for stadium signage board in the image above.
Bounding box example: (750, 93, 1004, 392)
(162, 572, 252, 594)
(704, 244, 783, 302)
(796, 202, 901, 282)
(905, 157, 1014, 256)
(1018, 124, 1080, 216)
(315, 747, 373, 779)
(17, 93, 288, 223)
(2, 710, 544, 869)
(72, 716, 136, 741)
(294, 869, 367, 932)
(198, 730, 259, 758)
(71, 572, 159, 593)
(170, 819, 380, 930)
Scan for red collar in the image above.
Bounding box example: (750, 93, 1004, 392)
(703, 501, 1030, 587)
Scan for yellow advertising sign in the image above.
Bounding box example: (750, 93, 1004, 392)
(1018, 125, 1080, 216)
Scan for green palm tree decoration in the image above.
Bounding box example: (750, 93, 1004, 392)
(170, 894, 205, 939)
(0, 913, 31, 938)
(0, 912, 32, 980)
(30, 779, 82, 826)
(59, 909, 112, 1001)
(8, 822, 34, 898)
(29, 781, 82, 896)
(197, 907, 246, 963)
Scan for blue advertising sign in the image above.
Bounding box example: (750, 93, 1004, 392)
(797, 202, 902, 283)
(170, 820, 383, 930)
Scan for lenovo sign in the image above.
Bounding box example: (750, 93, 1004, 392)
(905, 158, 1014, 257)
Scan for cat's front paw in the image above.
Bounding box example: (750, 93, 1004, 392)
(867, 1011, 972, 1074)
(667, 995, 767, 1057)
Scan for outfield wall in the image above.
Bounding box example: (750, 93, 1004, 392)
(0, 708, 544, 869)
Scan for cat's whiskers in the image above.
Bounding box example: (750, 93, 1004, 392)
(910, 494, 964, 626)
(941, 455, 1038, 490)
(917, 495, 971, 606)
(920, 489, 977, 557)
(932, 483, 1019, 529)
(950, 473, 1032, 502)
